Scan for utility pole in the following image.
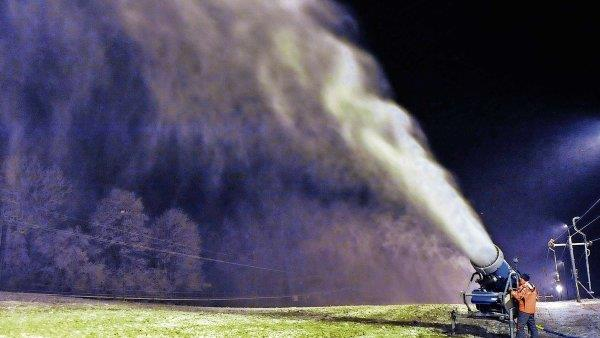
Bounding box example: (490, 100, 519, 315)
(585, 244, 593, 291)
(573, 218, 594, 295)
(567, 231, 581, 302)
(549, 217, 595, 302)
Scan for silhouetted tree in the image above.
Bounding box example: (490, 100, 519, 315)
(89, 188, 152, 294)
(151, 209, 203, 293)
(0, 157, 94, 291)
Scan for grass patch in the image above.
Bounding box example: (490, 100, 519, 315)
(0, 300, 464, 337)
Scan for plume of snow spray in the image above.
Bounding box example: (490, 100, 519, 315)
(0, 0, 495, 301)
(257, 1, 497, 267)
(320, 38, 497, 267)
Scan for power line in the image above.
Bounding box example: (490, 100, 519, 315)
(556, 229, 568, 240)
(555, 195, 600, 239)
(1, 198, 266, 263)
(11, 281, 209, 296)
(1, 199, 329, 287)
(1, 286, 360, 303)
(2, 198, 190, 250)
(556, 226, 572, 242)
(578, 214, 600, 232)
(579, 196, 600, 221)
(556, 224, 573, 241)
(5, 216, 288, 273)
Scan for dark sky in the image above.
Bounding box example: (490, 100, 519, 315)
(341, 1, 600, 297)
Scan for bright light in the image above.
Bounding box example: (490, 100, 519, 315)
(563, 224, 569, 228)
(556, 285, 563, 293)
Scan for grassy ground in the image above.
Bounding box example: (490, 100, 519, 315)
(4, 293, 600, 337)
(0, 297, 465, 337)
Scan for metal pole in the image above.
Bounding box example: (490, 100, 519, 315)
(552, 249, 558, 276)
(584, 242, 593, 293)
(573, 216, 593, 297)
(509, 307, 515, 338)
(567, 233, 581, 302)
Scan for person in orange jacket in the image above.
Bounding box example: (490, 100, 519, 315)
(510, 273, 538, 337)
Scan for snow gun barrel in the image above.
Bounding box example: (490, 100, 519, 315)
(467, 245, 519, 311)
(471, 245, 514, 285)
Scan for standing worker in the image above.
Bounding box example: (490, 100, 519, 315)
(511, 273, 538, 337)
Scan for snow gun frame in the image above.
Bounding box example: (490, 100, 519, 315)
(450, 246, 520, 337)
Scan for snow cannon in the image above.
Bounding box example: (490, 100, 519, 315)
(468, 245, 519, 313)
(451, 245, 520, 337)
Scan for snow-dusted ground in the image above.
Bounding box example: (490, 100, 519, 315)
(454, 300, 600, 337)
(537, 300, 600, 337)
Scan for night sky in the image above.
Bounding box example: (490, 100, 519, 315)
(342, 1, 600, 296)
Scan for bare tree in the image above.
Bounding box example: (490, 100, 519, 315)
(89, 188, 152, 294)
(152, 209, 203, 293)
(0, 157, 91, 291)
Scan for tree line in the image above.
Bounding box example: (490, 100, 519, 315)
(0, 158, 203, 296)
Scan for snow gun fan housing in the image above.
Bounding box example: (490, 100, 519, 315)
(466, 245, 519, 314)
(451, 245, 519, 336)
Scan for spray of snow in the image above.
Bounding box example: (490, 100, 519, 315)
(260, 1, 497, 267)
